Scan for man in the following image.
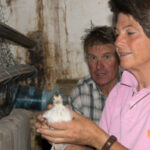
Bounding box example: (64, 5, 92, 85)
(68, 26, 120, 124)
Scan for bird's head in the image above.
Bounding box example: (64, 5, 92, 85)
(53, 91, 63, 106)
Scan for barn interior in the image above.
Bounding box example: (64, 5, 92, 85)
(0, 0, 112, 150)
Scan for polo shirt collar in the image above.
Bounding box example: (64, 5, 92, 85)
(120, 70, 138, 88)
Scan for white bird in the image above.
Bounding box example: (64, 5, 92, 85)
(43, 92, 72, 150)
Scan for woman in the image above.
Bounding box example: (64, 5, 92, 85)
(36, 0, 150, 149)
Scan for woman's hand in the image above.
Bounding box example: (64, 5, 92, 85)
(35, 114, 49, 129)
(35, 104, 53, 129)
(35, 108, 108, 149)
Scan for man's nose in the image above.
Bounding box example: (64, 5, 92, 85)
(96, 60, 104, 69)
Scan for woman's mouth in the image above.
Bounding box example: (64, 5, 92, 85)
(119, 52, 132, 57)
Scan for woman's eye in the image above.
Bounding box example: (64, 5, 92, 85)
(127, 29, 137, 36)
(127, 32, 135, 35)
(115, 32, 119, 38)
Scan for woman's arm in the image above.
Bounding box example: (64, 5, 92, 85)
(35, 108, 128, 150)
(65, 144, 95, 150)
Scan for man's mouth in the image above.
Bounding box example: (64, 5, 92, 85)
(95, 72, 106, 77)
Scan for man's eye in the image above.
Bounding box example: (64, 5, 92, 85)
(104, 55, 110, 59)
(88, 55, 97, 61)
(90, 56, 96, 60)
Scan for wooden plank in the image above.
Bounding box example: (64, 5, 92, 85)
(0, 22, 36, 48)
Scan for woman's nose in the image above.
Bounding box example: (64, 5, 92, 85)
(115, 34, 125, 47)
(115, 34, 127, 52)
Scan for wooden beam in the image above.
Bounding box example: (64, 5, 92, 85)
(0, 22, 36, 48)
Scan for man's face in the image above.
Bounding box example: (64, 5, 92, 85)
(87, 44, 119, 87)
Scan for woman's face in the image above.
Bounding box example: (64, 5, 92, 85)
(115, 13, 150, 71)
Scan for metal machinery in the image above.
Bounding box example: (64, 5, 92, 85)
(0, 2, 37, 118)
